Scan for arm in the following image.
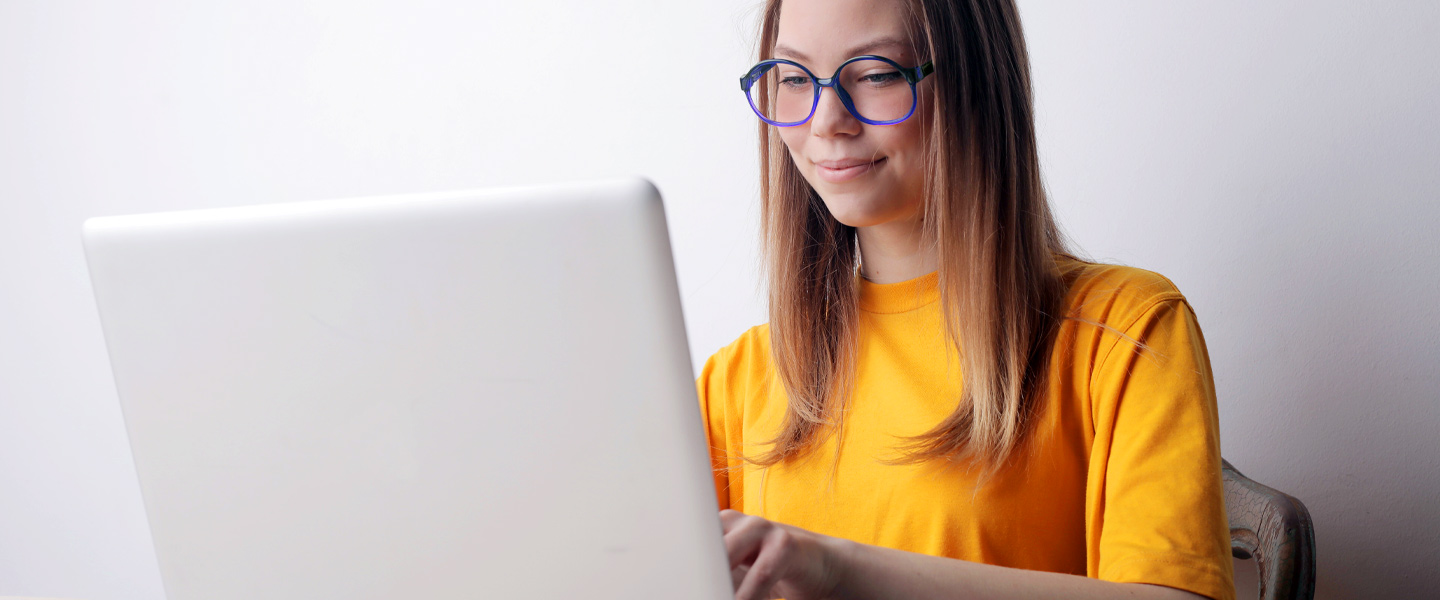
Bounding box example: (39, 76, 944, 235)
(829, 532, 1208, 600)
(721, 509, 1210, 600)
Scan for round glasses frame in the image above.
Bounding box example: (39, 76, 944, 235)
(739, 54, 935, 127)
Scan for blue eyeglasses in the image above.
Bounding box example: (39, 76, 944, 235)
(740, 55, 934, 127)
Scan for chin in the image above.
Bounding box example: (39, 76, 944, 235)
(817, 195, 892, 228)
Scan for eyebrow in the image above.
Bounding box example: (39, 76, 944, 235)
(773, 36, 911, 63)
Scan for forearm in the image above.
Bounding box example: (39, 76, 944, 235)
(826, 537, 1209, 600)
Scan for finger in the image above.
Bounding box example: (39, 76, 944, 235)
(734, 528, 794, 600)
(730, 563, 750, 592)
(718, 508, 747, 531)
(722, 514, 773, 569)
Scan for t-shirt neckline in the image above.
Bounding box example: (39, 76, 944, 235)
(858, 269, 940, 314)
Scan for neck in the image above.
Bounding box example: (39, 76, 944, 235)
(857, 213, 936, 284)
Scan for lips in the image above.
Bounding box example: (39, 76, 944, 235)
(814, 156, 885, 184)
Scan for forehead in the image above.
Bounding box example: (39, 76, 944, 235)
(774, 0, 916, 65)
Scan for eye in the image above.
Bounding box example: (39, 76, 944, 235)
(860, 70, 904, 86)
(778, 74, 812, 89)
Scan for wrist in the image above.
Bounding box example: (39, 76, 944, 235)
(819, 533, 862, 600)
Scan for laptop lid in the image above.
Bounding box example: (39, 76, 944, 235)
(82, 177, 732, 600)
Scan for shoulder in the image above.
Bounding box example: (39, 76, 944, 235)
(1058, 255, 1193, 331)
(699, 323, 773, 387)
(696, 324, 777, 432)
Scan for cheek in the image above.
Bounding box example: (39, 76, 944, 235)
(898, 104, 931, 151)
(877, 128, 925, 172)
(777, 129, 807, 159)
(892, 85, 934, 148)
(886, 122, 930, 177)
(777, 131, 815, 180)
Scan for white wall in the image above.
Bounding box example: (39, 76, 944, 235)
(0, 1, 1434, 598)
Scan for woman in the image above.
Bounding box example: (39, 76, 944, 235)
(697, 0, 1234, 599)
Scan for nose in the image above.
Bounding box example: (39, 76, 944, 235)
(809, 83, 861, 137)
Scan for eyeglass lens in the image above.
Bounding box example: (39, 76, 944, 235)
(749, 59, 915, 125)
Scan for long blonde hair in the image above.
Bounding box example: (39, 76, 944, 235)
(744, 0, 1078, 479)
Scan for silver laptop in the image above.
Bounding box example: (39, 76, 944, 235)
(82, 177, 732, 600)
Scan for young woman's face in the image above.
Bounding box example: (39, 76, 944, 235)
(773, 0, 931, 229)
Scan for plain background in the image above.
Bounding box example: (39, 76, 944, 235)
(2, 1, 1436, 598)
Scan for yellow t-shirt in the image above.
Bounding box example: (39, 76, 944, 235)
(695, 258, 1234, 600)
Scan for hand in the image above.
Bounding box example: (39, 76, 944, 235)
(720, 508, 848, 600)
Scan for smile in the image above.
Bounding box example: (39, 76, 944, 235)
(816, 157, 886, 184)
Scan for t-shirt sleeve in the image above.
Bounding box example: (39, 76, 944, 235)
(1090, 297, 1234, 600)
(696, 347, 735, 511)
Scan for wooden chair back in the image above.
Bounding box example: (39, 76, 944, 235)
(1222, 459, 1316, 600)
